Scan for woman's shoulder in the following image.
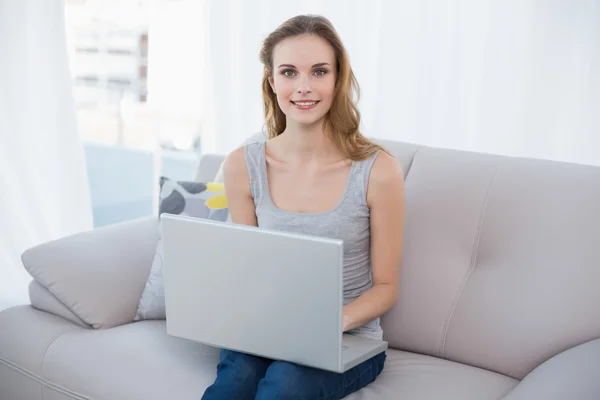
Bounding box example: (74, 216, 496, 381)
(369, 151, 403, 183)
(222, 146, 248, 184)
(223, 139, 268, 185)
(366, 151, 405, 205)
(225, 140, 264, 168)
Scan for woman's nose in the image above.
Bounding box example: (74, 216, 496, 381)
(297, 76, 312, 94)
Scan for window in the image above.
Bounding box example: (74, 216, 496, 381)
(64, 0, 202, 153)
(65, 0, 201, 228)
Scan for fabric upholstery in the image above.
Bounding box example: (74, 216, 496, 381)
(501, 338, 600, 400)
(22, 216, 158, 329)
(41, 317, 220, 400)
(380, 148, 508, 359)
(41, 391, 82, 400)
(380, 147, 600, 379)
(28, 280, 90, 328)
(0, 306, 518, 400)
(0, 306, 82, 378)
(346, 349, 517, 400)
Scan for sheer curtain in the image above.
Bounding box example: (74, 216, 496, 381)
(192, 0, 599, 166)
(0, 0, 93, 309)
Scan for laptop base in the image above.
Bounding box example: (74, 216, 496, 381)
(341, 334, 388, 372)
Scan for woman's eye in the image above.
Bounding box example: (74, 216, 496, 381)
(314, 69, 327, 76)
(283, 70, 296, 77)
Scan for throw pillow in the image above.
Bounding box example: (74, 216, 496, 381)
(134, 176, 229, 320)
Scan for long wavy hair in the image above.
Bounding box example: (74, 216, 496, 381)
(259, 14, 386, 161)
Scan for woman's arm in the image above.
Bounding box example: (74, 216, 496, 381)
(342, 152, 406, 332)
(222, 147, 258, 227)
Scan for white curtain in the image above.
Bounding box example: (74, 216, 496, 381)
(0, 0, 93, 309)
(172, 0, 599, 166)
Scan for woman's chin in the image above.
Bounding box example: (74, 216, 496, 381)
(288, 115, 326, 128)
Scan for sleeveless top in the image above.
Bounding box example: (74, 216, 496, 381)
(243, 141, 384, 340)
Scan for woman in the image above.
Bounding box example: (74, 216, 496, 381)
(202, 14, 405, 400)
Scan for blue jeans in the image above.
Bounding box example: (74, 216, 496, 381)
(201, 349, 386, 400)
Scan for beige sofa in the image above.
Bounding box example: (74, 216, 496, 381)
(1, 137, 600, 400)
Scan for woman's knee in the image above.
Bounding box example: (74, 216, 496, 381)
(217, 349, 269, 380)
(202, 350, 271, 400)
(255, 361, 321, 399)
(254, 352, 387, 400)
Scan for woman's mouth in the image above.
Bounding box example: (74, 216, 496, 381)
(291, 100, 320, 110)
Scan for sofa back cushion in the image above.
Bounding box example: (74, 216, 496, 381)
(380, 142, 600, 380)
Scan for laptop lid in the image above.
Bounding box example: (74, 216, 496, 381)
(161, 214, 345, 372)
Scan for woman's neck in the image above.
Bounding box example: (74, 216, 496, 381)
(277, 120, 341, 164)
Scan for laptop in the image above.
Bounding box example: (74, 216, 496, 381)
(161, 213, 388, 373)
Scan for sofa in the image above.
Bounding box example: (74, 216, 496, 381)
(1, 137, 600, 400)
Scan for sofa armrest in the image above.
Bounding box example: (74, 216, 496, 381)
(502, 338, 600, 400)
(22, 216, 158, 329)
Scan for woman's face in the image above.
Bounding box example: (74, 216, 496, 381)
(269, 34, 337, 128)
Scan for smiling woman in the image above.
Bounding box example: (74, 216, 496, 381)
(268, 34, 336, 125)
(201, 14, 406, 400)
(258, 15, 386, 161)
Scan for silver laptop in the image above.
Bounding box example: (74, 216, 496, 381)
(161, 213, 387, 373)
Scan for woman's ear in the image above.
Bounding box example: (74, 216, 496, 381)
(268, 74, 276, 94)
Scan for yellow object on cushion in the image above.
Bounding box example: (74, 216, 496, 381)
(206, 182, 225, 192)
(205, 194, 228, 209)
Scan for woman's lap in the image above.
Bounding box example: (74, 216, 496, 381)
(201, 349, 386, 400)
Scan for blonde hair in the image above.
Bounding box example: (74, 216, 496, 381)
(259, 14, 386, 161)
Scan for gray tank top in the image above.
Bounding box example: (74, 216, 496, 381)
(244, 140, 383, 340)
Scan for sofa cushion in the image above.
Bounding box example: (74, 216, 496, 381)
(347, 350, 518, 400)
(36, 318, 517, 400)
(42, 319, 220, 400)
(0, 306, 84, 379)
(134, 177, 229, 320)
(501, 338, 600, 400)
(22, 216, 158, 329)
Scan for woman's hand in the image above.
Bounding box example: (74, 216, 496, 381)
(342, 312, 351, 332)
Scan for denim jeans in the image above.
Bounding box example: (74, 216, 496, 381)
(201, 349, 386, 400)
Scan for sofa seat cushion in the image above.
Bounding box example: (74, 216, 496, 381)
(44, 323, 517, 400)
(42, 319, 220, 400)
(0, 306, 83, 377)
(41, 324, 519, 400)
(1, 306, 518, 400)
(346, 349, 518, 400)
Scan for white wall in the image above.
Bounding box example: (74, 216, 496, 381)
(148, 0, 600, 167)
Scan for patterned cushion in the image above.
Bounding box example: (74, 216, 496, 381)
(134, 177, 229, 320)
